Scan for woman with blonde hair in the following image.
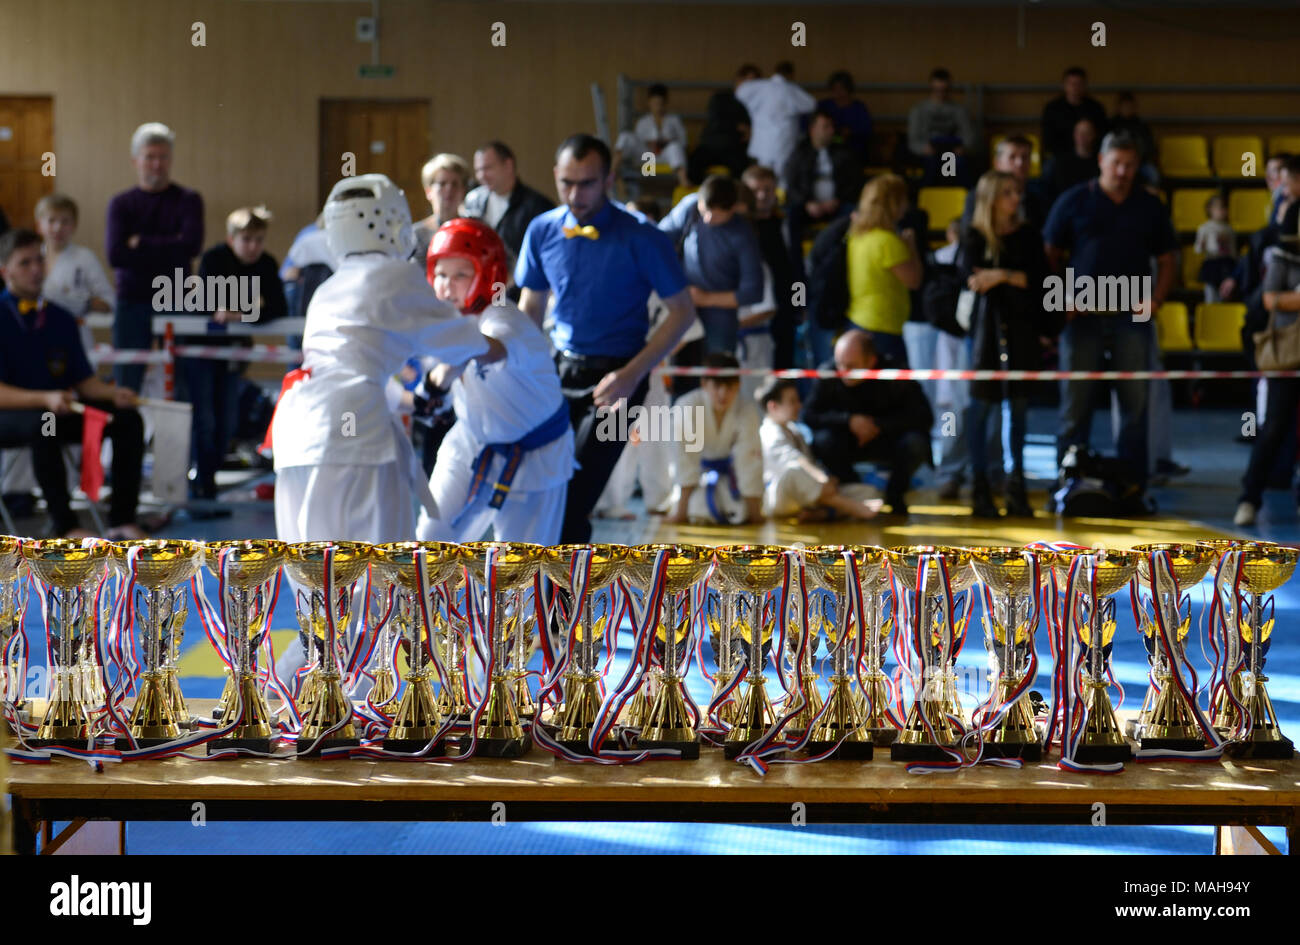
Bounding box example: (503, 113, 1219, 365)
(413, 153, 472, 258)
(957, 169, 1048, 518)
(845, 173, 921, 364)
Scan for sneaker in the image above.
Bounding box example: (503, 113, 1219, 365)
(1234, 501, 1258, 526)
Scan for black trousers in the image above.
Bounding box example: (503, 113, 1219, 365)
(812, 426, 930, 507)
(555, 352, 650, 544)
(1240, 377, 1300, 507)
(0, 402, 144, 534)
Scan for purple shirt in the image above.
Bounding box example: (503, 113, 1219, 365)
(105, 183, 205, 303)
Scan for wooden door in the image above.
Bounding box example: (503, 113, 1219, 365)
(319, 100, 431, 222)
(0, 96, 55, 231)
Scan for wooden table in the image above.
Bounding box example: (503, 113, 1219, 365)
(8, 748, 1298, 855)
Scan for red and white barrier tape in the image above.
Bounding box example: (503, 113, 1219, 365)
(91, 344, 303, 365)
(656, 366, 1299, 381)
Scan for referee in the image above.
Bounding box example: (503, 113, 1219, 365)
(517, 134, 696, 543)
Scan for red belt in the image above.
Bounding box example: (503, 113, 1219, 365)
(259, 366, 312, 455)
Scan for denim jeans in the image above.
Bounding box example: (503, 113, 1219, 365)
(969, 396, 1026, 481)
(697, 306, 740, 353)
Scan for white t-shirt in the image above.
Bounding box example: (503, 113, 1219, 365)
(43, 244, 114, 318)
(484, 190, 510, 229)
(813, 148, 836, 204)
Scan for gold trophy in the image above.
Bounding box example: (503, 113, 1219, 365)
(1210, 541, 1295, 758)
(802, 545, 873, 759)
(888, 545, 977, 762)
(778, 554, 825, 739)
(541, 544, 628, 754)
(627, 543, 711, 759)
(0, 537, 27, 723)
(23, 540, 109, 747)
(203, 540, 284, 754)
(463, 542, 544, 757)
(285, 541, 372, 754)
(968, 547, 1043, 760)
(1130, 542, 1217, 752)
(713, 545, 787, 759)
(855, 546, 898, 746)
(1048, 547, 1139, 764)
(373, 542, 465, 753)
(110, 540, 203, 749)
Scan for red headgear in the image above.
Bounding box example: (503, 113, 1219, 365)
(427, 217, 509, 314)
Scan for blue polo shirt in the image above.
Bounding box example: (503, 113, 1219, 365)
(1042, 178, 1177, 280)
(515, 200, 688, 358)
(0, 290, 93, 391)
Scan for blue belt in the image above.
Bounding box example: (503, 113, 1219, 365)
(700, 456, 740, 524)
(456, 401, 570, 523)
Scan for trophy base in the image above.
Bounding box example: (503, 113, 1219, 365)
(866, 726, 900, 746)
(295, 736, 361, 756)
(635, 737, 700, 759)
(382, 737, 447, 755)
(557, 737, 617, 756)
(805, 739, 874, 760)
(890, 742, 958, 762)
(979, 741, 1042, 761)
(114, 736, 181, 751)
(27, 737, 90, 750)
(207, 737, 275, 755)
(1224, 737, 1294, 760)
(472, 734, 532, 758)
(1139, 736, 1211, 753)
(1072, 742, 1133, 764)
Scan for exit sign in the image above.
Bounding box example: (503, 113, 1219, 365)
(359, 64, 395, 79)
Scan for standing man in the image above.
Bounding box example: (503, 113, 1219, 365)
(1043, 131, 1177, 507)
(1040, 67, 1108, 168)
(736, 62, 817, 190)
(741, 165, 798, 369)
(462, 140, 554, 272)
(105, 122, 204, 392)
(961, 135, 1047, 233)
(517, 134, 696, 543)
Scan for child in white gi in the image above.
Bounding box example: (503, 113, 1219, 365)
(416, 218, 574, 544)
(759, 378, 883, 521)
(666, 352, 763, 525)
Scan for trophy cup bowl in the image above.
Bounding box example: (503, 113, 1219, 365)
(1048, 547, 1140, 597)
(204, 539, 287, 589)
(627, 543, 713, 594)
(112, 539, 203, 590)
(0, 535, 21, 575)
(374, 541, 465, 589)
(968, 546, 1038, 594)
(541, 543, 629, 593)
(284, 540, 373, 591)
(1132, 541, 1216, 589)
(712, 544, 788, 594)
(887, 545, 977, 593)
(462, 541, 544, 590)
(22, 539, 108, 588)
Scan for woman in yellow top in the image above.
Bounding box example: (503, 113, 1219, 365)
(845, 174, 922, 365)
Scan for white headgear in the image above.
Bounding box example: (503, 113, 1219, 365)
(323, 173, 415, 260)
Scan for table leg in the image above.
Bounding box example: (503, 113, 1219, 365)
(11, 798, 37, 856)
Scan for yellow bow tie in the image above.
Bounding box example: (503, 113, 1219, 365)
(562, 224, 600, 241)
(16, 298, 42, 314)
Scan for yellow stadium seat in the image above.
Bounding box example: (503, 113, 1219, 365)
(1213, 136, 1264, 179)
(1269, 135, 1300, 158)
(653, 163, 674, 177)
(917, 186, 968, 231)
(1171, 188, 1217, 233)
(1182, 250, 1204, 290)
(1160, 135, 1211, 178)
(1194, 302, 1246, 352)
(705, 165, 731, 178)
(671, 185, 698, 207)
(1229, 188, 1272, 230)
(1156, 302, 1193, 352)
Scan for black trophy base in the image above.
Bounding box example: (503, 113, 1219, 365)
(635, 737, 700, 760)
(805, 740, 874, 760)
(114, 736, 181, 751)
(1225, 737, 1294, 760)
(891, 741, 959, 762)
(295, 736, 361, 756)
(867, 727, 900, 746)
(979, 741, 1043, 761)
(1139, 736, 1211, 753)
(382, 737, 447, 755)
(1073, 742, 1133, 765)
(471, 734, 532, 757)
(557, 737, 616, 756)
(28, 737, 91, 750)
(722, 741, 753, 760)
(207, 737, 275, 755)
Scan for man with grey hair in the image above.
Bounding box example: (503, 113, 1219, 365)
(105, 122, 204, 391)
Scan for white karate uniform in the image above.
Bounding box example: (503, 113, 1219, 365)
(272, 254, 489, 545)
(760, 416, 879, 517)
(736, 263, 775, 405)
(616, 113, 689, 172)
(416, 303, 573, 544)
(735, 75, 817, 186)
(676, 387, 763, 524)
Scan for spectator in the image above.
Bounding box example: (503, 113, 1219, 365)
(413, 153, 472, 260)
(105, 122, 204, 392)
(906, 68, 976, 185)
(961, 135, 1047, 233)
(280, 214, 336, 320)
(516, 134, 696, 543)
(784, 108, 861, 277)
(35, 193, 114, 359)
(735, 61, 817, 189)
(1047, 117, 1101, 203)
(689, 64, 758, 183)
(658, 174, 764, 355)
(0, 229, 146, 539)
(1221, 155, 1300, 304)
(1195, 194, 1236, 303)
(803, 330, 932, 516)
(1234, 252, 1300, 526)
(959, 171, 1049, 519)
(741, 165, 798, 368)
(1265, 153, 1292, 222)
(614, 84, 690, 188)
(1043, 131, 1177, 505)
(817, 70, 874, 167)
(845, 174, 922, 365)
(184, 207, 287, 503)
(1109, 92, 1158, 185)
(1041, 66, 1108, 166)
(462, 142, 555, 273)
